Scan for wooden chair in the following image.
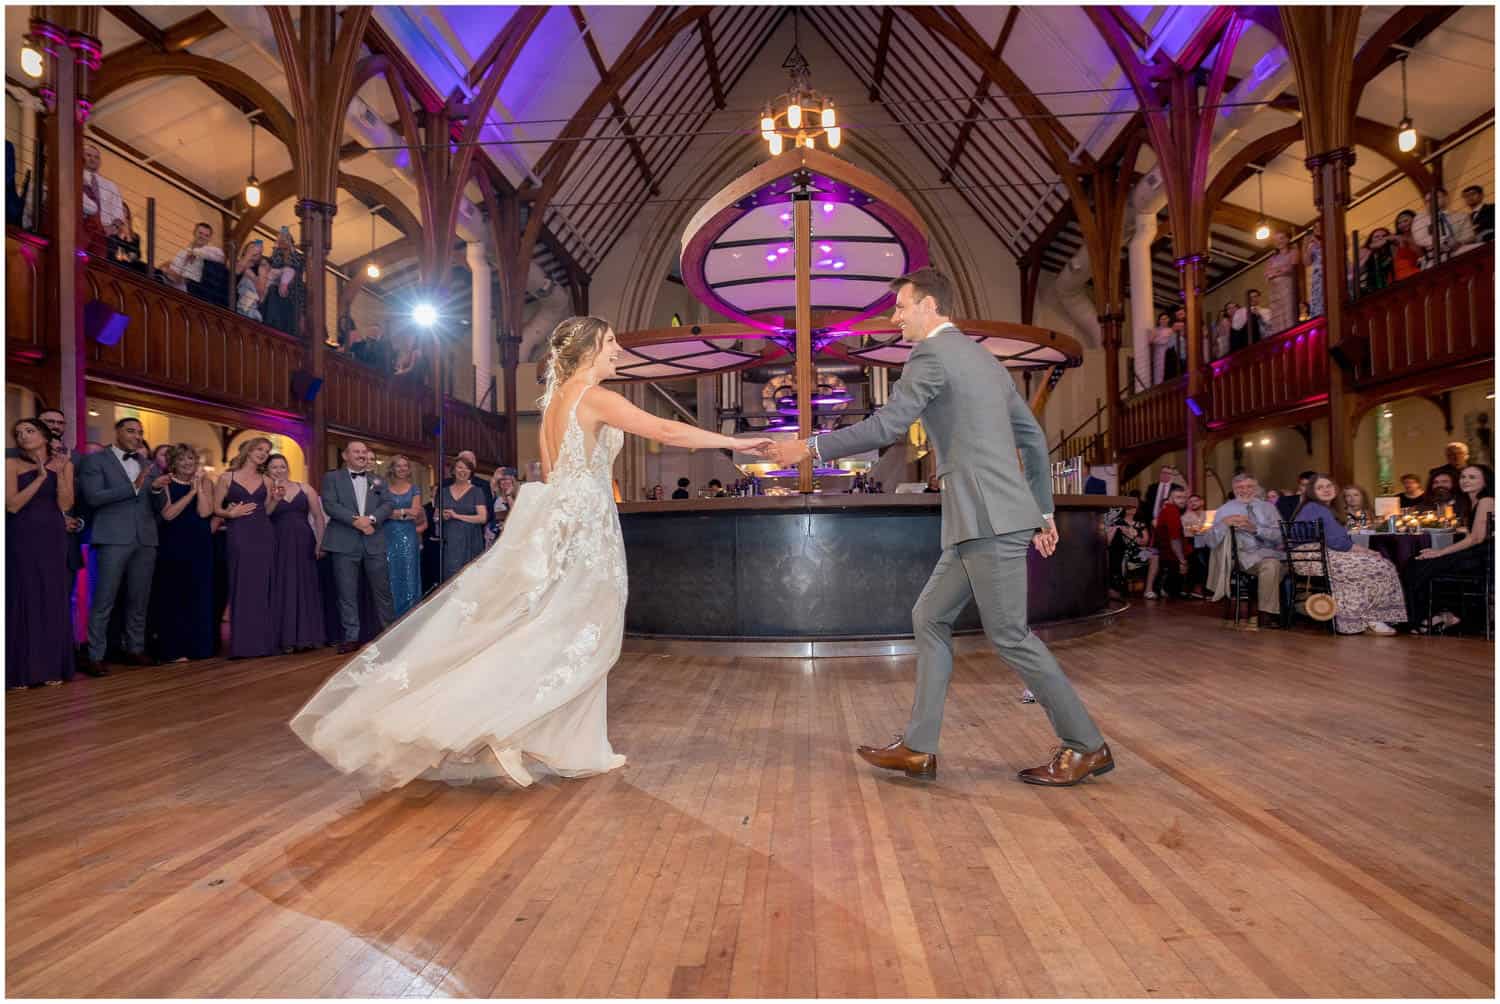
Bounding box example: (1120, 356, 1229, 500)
(1429, 512, 1495, 640)
(1279, 519, 1337, 634)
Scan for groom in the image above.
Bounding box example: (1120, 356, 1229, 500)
(322, 440, 397, 654)
(767, 268, 1112, 786)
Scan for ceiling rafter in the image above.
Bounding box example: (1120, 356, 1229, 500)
(570, 5, 660, 198)
(868, 10, 895, 101)
(698, 17, 728, 110)
(942, 8, 1020, 183)
(1350, 6, 1463, 106)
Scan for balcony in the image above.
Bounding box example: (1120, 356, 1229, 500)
(1115, 375, 1187, 456)
(1205, 316, 1329, 433)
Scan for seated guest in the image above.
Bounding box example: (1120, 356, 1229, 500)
(1180, 493, 1210, 597)
(7, 418, 76, 688)
(1289, 475, 1404, 635)
(1083, 464, 1108, 495)
(648, 483, 665, 501)
(1463, 184, 1494, 243)
(1341, 483, 1374, 527)
(1358, 228, 1396, 294)
(81, 143, 124, 255)
(1276, 471, 1316, 521)
(1197, 472, 1285, 629)
(671, 477, 691, 500)
(924, 474, 941, 493)
(1144, 485, 1191, 599)
(1392, 210, 1422, 280)
(147, 444, 216, 662)
(706, 478, 727, 498)
(235, 240, 270, 321)
(350, 322, 392, 372)
(1405, 464, 1494, 633)
(1265, 488, 1282, 509)
(1104, 498, 1151, 594)
(107, 204, 145, 272)
(164, 222, 226, 295)
(1426, 469, 1457, 511)
(261, 227, 305, 338)
(1398, 473, 1428, 509)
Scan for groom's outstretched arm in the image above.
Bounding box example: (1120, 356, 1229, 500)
(812, 344, 946, 463)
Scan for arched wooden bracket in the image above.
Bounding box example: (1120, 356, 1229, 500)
(1422, 391, 1455, 433)
(1292, 422, 1314, 455)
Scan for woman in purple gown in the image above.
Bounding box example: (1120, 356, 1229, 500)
(148, 444, 217, 662)
(266, 454, 327, 652)
(213, 437, 278, 659)
(6, 419, 75, 689)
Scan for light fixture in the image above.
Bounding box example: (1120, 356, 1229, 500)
(87, 409, 99, 417)
(1382, 410, 1394, 418)
(244, 113, 261, 208)
(757, 11, 843, 158)
(1396, 54, 1417, 154)
(365, 207, 381, 279)
(20, 37, 44, 79)
(1254, 168, 1270, 242)
(413, 302, 437, 328)
(1243, 440, 1255, 448)
(1259, 437, 1271, 446)
(1487, 391, 1496, 400)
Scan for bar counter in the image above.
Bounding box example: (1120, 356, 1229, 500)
(617, 494, 1129, 648)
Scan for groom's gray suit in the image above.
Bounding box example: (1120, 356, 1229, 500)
(320, 467, 397, 642)
(813, 324, 1104, 755)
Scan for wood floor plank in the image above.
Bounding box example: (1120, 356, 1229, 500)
(6, 605, 1493, 997)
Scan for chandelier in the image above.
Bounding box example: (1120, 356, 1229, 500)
(758, 16, 840, 156)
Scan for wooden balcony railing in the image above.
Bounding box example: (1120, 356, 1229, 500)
(1205, 316, 1329, 429)
(324, 351, 429, 451)
(1116, 375, 1187, 454)
(1348, 241, 1495, 389)
(444, 398, 507, 468)
(5, 229, 48, 366)
(83, 256, 305, 419)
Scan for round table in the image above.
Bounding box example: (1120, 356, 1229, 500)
(1352, 530, 1455, 574)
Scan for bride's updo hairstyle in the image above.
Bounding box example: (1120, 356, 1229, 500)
(539, 315, 612, 409)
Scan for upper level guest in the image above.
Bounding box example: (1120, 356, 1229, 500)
(1230, 290, 1271, 352)
(1412, 188, 1475, 264)
(1463, 185, 1494, 243)
(1358, 228, 1396, 293)
(107, 204, 144, 272)
(261, 226, 305, 338)
(235, 240, 270, 321)
(648, 483, 665, 501)
(1263, 232, 1301, 333)
(350, 322, 392, 372)
(165, 222, 226, 295)
(81, 143, 124, 232)
(1392, 210, 1422, 280)
(1212, 305, 1234, 360)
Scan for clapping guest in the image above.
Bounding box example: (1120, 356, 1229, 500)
(261, 226, 305, 338)
(266, 454, 326, 653)
(1290, 476, 1404, 635)
(1406, 464, 1495, 632)
(148, 444, 216, 662)
(1359, 228, 1396, 293)
(7, 419, 75, 688)
(488, 466, 518, 536)
(383, 454, 424, 617)
(1198, 472, 1286, 629)
(235, 240, 270, 321)
(440, 456, 488, 580)
(164, 221, 226, 296)
(107, 204, 144, 272)
(213, 437, 278, 658)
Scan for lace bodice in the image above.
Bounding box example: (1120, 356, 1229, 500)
(548, 390, 623, 488)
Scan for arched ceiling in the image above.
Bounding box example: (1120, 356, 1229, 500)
(6, 5, 1492, 315)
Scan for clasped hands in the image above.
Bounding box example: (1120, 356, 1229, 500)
(352, 515, 376, 535)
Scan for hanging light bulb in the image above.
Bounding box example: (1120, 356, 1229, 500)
(760, 108, 775, 141)
(365, 209, 381, 279)
(1396, 54, 1417, 153)
(20, 37, 44, 79)
(786, 100, 802, 130)
(803, 132, 814, 150)
(821, 103, 835, 129)
(768, 132, 783, 156)
(244, 116, 261, 207)
(1253, 168, 1270, 242)
(826, 126, 842, 150)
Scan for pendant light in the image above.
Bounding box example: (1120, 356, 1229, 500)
(1253, 167, 1270, 242)
(19, 36, 44, 79)
(244, 113, 261, 208)
(1396, 53, 1417, 154)
(365, 208, 381, 280)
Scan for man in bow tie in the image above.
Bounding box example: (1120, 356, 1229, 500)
(321, 441, 396, 653)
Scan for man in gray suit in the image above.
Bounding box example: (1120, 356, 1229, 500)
(78, 417, 158, 674)
(322, 440, 397, 653)
(768, 267, 1112, 786)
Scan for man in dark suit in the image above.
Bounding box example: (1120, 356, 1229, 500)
(321, 440, 396, 653)
(1142, 465, 1182, 524)
(77, 417, 158, 675)
(1276, 470, 1316, 521)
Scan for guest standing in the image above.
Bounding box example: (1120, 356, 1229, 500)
(235, 240, 270, 321)
(1264, 231, 1300, 333)
(6, 419, 75, 688)
(261, 227, 305, 338)
(78, 417, 159, 674)
(266, 453, 327, 652)
(383, 454, 424, 617)
(1290, 476, 1405, 635)
(1358, 228, 1396, 294)
(1392, 210, 1422, 281)
(321, 440, 397, 654)
(1405, 464, 1494, 632)
(148, 445, 217, 662)
(214, 437, 278, 658)
(1148, 311, 1174, 385)
(440, 457, 488, 580)
(1304, 226, 1324, 319)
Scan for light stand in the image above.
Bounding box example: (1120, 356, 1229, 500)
(413, 301, 442, 582)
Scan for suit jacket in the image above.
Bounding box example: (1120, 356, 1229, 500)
(1142, 481, 1179, 522)
(1275, 493, 1300, 522)
(320, 468, 394, 555)
(813, 324, 1050, 548)
(78, 447, 158, 547)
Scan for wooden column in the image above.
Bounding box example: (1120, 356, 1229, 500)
(296, 198, 335, 470)
(1177, 253, 1209, 493)
(793, 192, 813, 493)
(1099, 313, 1124, 465)
(1312, 149, 1358, 485)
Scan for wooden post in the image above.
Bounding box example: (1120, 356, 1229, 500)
(297, 198, 336, 469)
(1312, 149, 1358, 485)
(1099, 313, 1124, 465)
(1178, 253, 1209, 494)
(794, 191, 814, 493)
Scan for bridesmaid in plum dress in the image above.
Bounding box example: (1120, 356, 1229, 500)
(6, 419, 75, 689)
(214, 437, 278, 659)
(266, 454, 328, 652)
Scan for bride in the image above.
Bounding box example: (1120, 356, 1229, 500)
(290, 316, 771, 789)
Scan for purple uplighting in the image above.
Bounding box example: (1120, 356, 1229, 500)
(777, 246, 790, 255)
(779, 211, 792, 222)
(832, 260, 846, 270)
(819, 243, 832, 253)
(817, 258, 834, 267)
(822, 202, 835, 213)
(765, 253, 779, 263)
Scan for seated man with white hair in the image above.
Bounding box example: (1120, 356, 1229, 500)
(1196, 472, 1286, 629)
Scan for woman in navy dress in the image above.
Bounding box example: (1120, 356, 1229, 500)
(6, 419, 75, 689)
(214, 437, 278, 659)
(440, 456, 488, 580)
(266, 453, 327, 652)
(383, 454, 424, 616)
(148, 444, 217, 661)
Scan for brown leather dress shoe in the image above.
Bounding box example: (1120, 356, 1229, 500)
(855, 734, 908, 756)
(856, 741, 937, 779)
(1018, 743, 1114, 786)
(79, 660, 109, 678)
(336, 641, 360, 655)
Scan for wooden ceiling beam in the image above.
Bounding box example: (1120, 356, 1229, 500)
(100, 9, 225, 65)
(869, 9, 895, 101)
(569, 5, 659, 197)
(1351, 6, 1462, 103)
(942, 8, 1018, 183)
(698, 17, 728, 110)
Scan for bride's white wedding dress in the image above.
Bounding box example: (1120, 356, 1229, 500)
(289, 390, 628, 790)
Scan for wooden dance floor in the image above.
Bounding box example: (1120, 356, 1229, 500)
(6, 607, 1494, 997)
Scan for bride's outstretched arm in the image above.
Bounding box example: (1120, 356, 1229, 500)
(583, 387, 767, 452)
